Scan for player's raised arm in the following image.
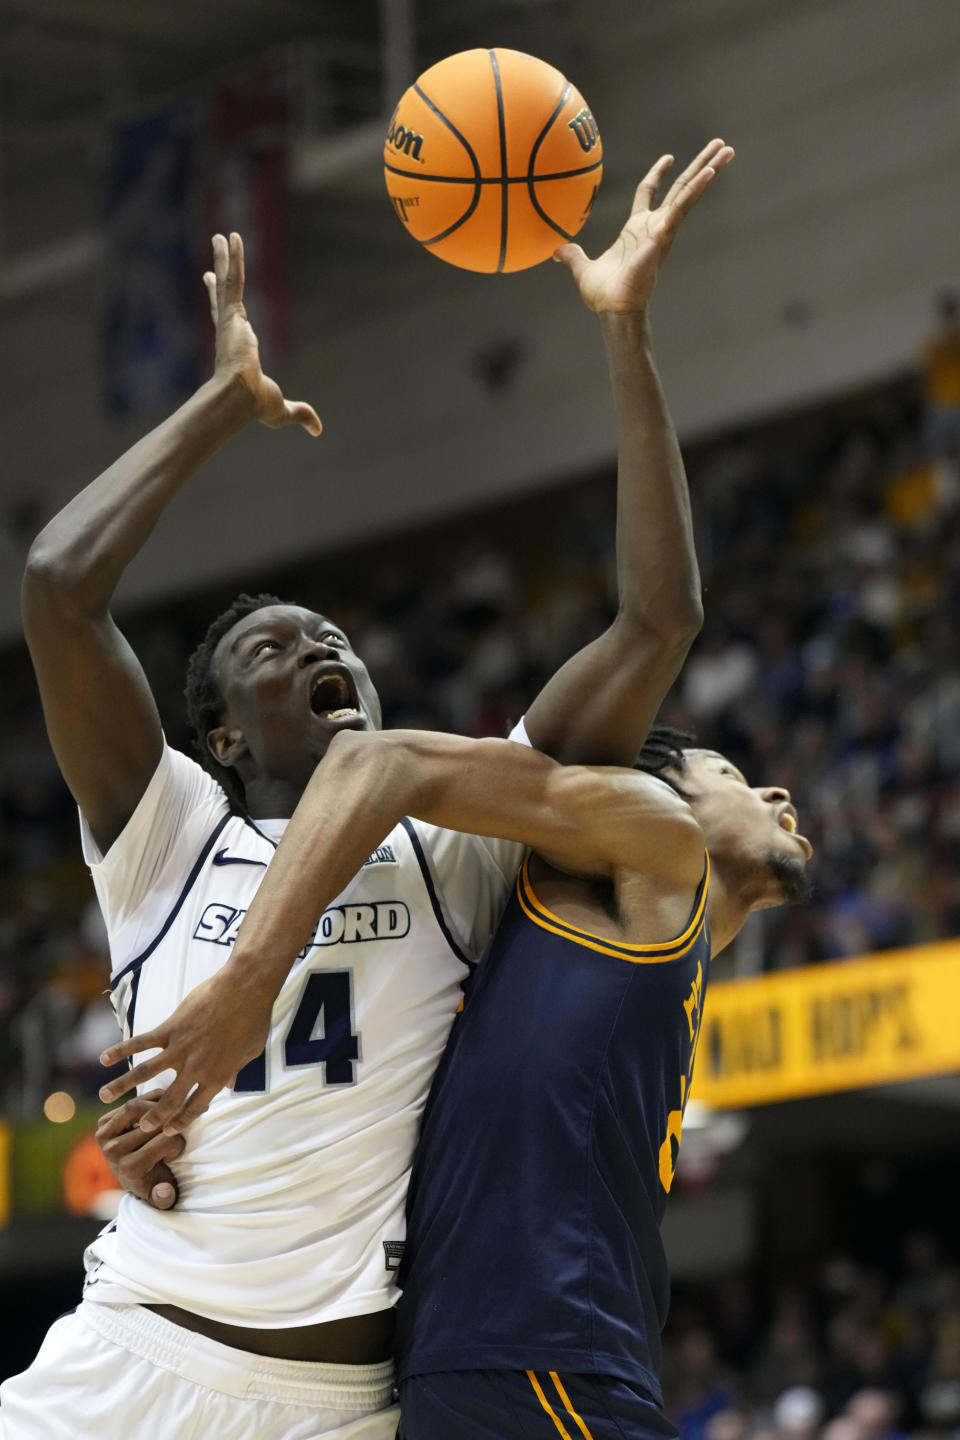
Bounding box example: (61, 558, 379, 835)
(523, 139, 734, 767)
(21, 233, 321, 854)
(99, 725, 704, 1133)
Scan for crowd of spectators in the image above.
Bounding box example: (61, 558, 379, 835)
(1, 341, 959, 1117)
(663, 1230, 960, 1440)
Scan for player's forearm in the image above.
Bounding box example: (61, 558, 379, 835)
(222, 729, 584, 1007)
(223, 730, 418, 1007)
(601, 312, 703, 639)
(24, 377, 255, 616)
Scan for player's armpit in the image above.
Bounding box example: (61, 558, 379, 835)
(96, 1093, 185, 1208)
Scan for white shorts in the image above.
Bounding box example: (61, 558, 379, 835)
(0, 1301, 399, 1440)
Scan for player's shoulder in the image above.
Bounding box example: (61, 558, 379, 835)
(158, 740, 213, 781)
(148, 741, 232, 821)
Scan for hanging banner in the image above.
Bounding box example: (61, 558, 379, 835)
(692, 939, 960, 1109)
(102, 105, 201, 417)
(199, 60, 292, 368)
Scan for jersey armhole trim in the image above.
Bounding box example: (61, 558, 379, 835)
(400, 817, 472, 967)
(517, 851, 710, 963)
(109, 813, 232, 990)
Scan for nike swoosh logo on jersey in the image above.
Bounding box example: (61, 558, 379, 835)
(212, 849, 268, 868)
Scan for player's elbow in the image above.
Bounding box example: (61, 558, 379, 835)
(22, 540, 80, 623)
(614, 590, 704, 653)
(637, 595, 703, 646)
(588, 771, 705, 883)
(323, 728, 419, 797)
(545, 766, 628, 868)
(323, 726, 380, 769)
(23, 538, 63, 591)
(651, 787, 706, 868)
(673, 590, 705, 643)
(22, 531, 100, 619)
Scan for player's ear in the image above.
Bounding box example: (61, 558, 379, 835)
(207, 726, 247, 768)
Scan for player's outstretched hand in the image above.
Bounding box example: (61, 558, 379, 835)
(555, 138, 734, 315)
(97, 1092, 185, 1209)
(98, 968, 272, 1135)
(206, 231, 322, 436)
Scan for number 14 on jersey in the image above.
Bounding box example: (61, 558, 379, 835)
(234, 969, 359, 1092)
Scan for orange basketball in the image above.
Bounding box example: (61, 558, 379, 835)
(383, 48, 602, 274)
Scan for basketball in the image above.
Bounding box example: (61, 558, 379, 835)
(383, 48, 602, 274)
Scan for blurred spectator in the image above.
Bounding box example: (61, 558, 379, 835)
(921, 292, 960, 459)
(820, 1420, 862, 1440)
(683, 622, 759, 721)
(672, 1327, 737, 1440)
(705, 1408, 750, 1440)
(659, 1235, 960, 1440)
(917, 1308, 960, 1431)
(842, 1389, 908, 1440)
(772, 1386, 825, 1440)
(894, 1234, 958, 1322)
(750, 1285, 822, 1402)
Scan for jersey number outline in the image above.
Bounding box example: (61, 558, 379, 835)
(659, 958, 705, 1193)
(233, 970, 359, 1092)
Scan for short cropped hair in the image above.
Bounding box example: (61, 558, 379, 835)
(184, 591, 286, 811)
(634, 724, 695, 799)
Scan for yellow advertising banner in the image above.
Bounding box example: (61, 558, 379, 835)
(691, 939, 960, 1109)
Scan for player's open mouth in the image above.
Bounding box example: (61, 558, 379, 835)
(777, 805, 813, 858)
(310, 670, 361, 721)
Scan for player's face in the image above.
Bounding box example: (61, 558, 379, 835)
(679, 749, 813, 909)
(210, 605, 382, 786)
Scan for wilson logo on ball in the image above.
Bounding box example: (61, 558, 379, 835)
(386, 117, 425, 162)
(567, 107, 600, 153)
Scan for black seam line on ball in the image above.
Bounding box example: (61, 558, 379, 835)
(528, 80, 576, 241)
(384, 158, 603, 185)
(411, 83, 483, 244)
(488, 49, 509, 273)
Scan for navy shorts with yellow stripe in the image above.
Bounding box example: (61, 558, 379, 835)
(399, 1369, 679, 1440)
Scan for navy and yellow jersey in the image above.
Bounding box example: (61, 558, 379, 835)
(396, 854, 711, 1402)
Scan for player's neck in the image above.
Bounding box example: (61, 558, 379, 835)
(704, 869, 751, 957)
(242, 774, 306, 820)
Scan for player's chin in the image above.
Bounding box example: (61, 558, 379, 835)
(764, 849, 814, 907)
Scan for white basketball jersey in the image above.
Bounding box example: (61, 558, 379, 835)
(81, 741, 526, 1328)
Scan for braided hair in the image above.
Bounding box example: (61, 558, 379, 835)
(633, 723, 696, 799)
